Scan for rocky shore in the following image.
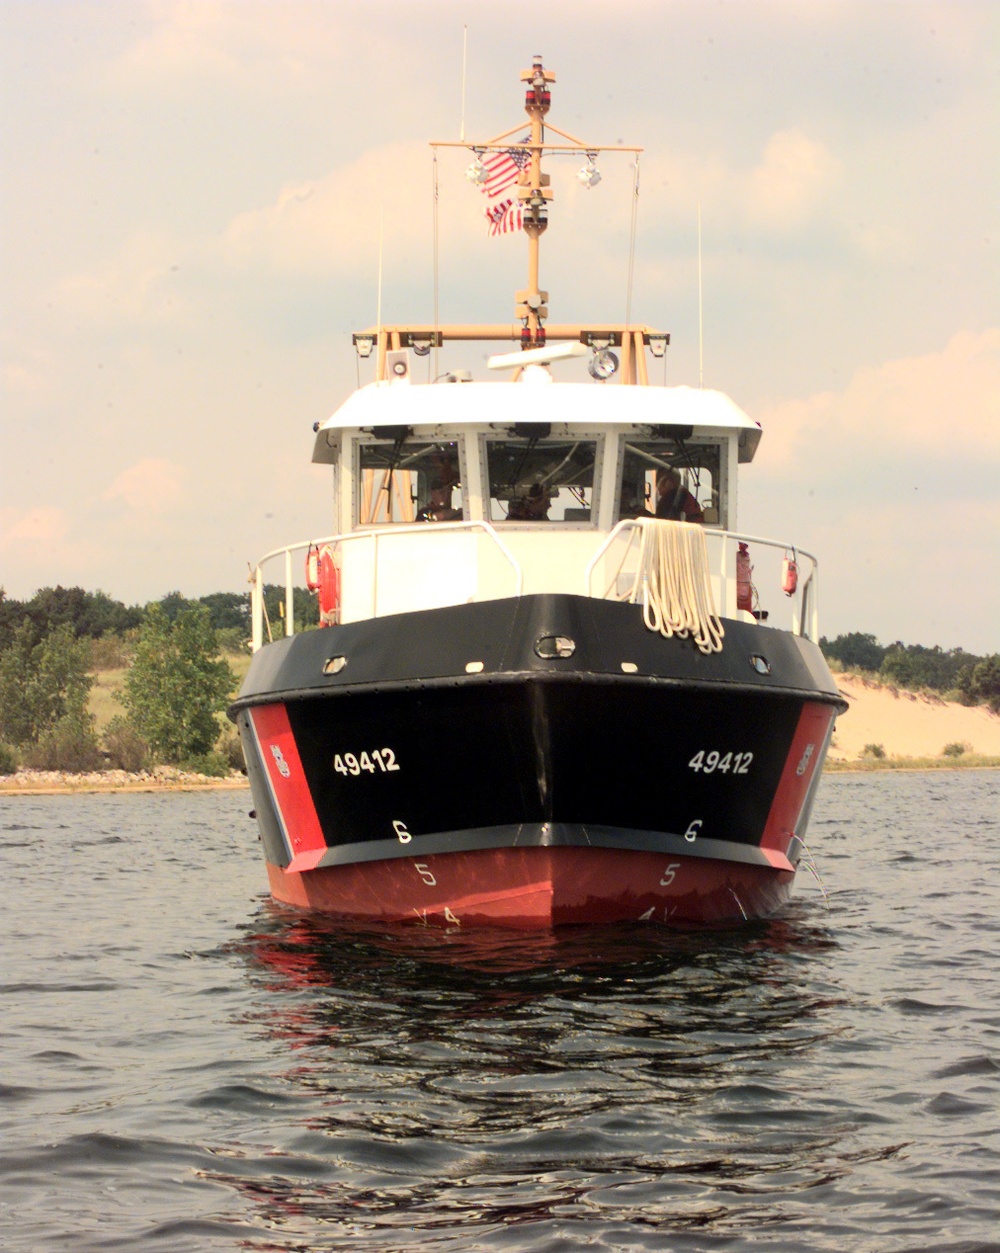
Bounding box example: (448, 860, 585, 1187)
(0, 766, 249, 795)
(2, 674, 996, 794)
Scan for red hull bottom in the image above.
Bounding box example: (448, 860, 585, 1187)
(266, 845, 795, 929)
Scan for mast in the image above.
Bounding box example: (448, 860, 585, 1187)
(517, 55, 554, 349)
(356, 58, 666, 380)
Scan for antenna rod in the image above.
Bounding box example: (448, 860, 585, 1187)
(459, 26, 468, 142)
(375, 205, 384, 377)
(698, 203, 704, 388)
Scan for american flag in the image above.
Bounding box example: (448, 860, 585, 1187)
(485, 197, 523, 237)
(478, 141, 530, 198)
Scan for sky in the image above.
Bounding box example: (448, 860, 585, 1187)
(1, 0, 997, 654)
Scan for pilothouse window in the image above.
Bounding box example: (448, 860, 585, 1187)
(357, 439, 464, 525)
(618, 439, 721, 526)
(486, 438, 599, 523)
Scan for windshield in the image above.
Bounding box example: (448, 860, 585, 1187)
(617, 438, 721, 525)
(485, 437, 599, 523)
(357, 439, 464, 525)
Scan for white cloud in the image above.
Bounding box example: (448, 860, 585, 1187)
(55, 231, 189, 326)
(0, 506, 71, 548)
(104, 0, 316, 93)
(634, 128, 841, 235)
(757, 328, 1000, 471)
(221, 141, 443, 278)
(745, 129, 842, 230)
(102, 459, 185, 514)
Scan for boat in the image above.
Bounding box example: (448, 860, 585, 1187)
(228, 56, 847, 929)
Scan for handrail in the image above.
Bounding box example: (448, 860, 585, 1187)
(249, 520, 523, 651)
(585, 519, 820, 640)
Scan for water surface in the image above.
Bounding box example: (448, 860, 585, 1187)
(1, 772, 998, 1251)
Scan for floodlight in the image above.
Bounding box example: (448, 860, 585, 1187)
(353, 334, 375, 358)
(648, 333, 669, 359)
(588, 349, 619, 380)
(465, 151, 488, 186)
(577, 155, 601, 189)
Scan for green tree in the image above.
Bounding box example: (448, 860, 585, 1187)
(819, 632, 887, 672)
(157, 591, 198, 623)
(262, 583, 319, 633)
(0, 586, 143, 646)
(879, 643, 975, 692)
(197, 591, 251, 632)
(122, 605, 236, 763)
(957, 655, 1000, 714)
(0, 621, 95, 747)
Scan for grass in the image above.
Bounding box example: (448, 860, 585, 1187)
(825, 754, 1000, 772)
(87, 649, 252, 737)
(88, 667, 128, 735)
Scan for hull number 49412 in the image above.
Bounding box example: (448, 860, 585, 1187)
(688, 750, 753, 774)
(334, 748, 401, 776)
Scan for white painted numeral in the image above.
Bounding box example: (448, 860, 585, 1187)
(684, 819, 703, 843)
(392, 819, 412, 844)
(688, 750, 753, 774)
(659, 862, 681, 886)
(414, 862, 436, 886)
(444, 906, 460, 925)
(334, 747, 401, 776)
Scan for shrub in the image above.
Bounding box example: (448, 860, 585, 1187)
(122, 605, 236, 764)
(102, 716, 150, 772)
(179, 750, 231, 778)
(942, 742, 971, 758)
(861, 743, 886, 760)
(0, 742, 19, 774)
(25, 703, 103, 772)
(218, 725, 246, 772)
(215, 626, 249, 655)
(88, 634, 130, 670)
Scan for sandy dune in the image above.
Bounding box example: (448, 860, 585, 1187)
(828, 672, 1000, 761)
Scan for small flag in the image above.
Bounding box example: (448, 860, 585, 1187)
(479, 142, 530, 198)
(486, 197, 523, 236)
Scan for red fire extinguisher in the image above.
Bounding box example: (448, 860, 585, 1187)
(736, 542, 753, 612)
(782, 549, 798, 597)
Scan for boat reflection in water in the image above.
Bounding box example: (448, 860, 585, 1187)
(207, 904, 851, 1247)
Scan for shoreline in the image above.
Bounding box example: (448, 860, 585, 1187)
(0, 767, 250, 796)
(2, 671, 997, 795)
(2, 759, 997, 797)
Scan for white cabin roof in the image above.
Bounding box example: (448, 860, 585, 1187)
(313, 381, 763, 464)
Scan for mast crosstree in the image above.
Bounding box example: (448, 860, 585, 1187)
(354, 56, 667, 381)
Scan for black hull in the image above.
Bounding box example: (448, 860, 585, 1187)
(229, 595, 845, 926)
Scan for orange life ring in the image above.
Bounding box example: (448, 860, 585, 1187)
(306, 544, 340, 625)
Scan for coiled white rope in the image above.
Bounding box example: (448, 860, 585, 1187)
(633, 519, 725, 654)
